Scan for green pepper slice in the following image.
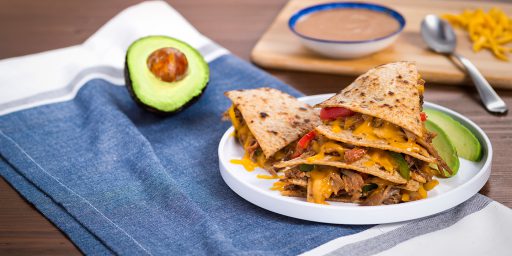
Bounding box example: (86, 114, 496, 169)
(390, 152, 410, 180)
(299, 164, 314, 172)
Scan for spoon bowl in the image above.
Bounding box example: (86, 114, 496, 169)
(421, 15, 508, 114)
(421, 15, 456, 54)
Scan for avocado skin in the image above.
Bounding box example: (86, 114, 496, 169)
(124, 60, 208, 116)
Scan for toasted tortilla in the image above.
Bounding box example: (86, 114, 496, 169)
(315, 125, 436, 163)
(315, 62, 425, 138)
(398, 180, 421, 191)
(225, 88, 321, 158)
(275, 155, 408, 184)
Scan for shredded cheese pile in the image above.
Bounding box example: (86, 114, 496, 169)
(442, 7, 512, 61)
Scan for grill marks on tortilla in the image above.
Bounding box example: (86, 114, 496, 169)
(225, 88, 321, 158)
(316, 62, 425, 138)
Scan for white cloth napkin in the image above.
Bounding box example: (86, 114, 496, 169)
(0, 0, 227, 115)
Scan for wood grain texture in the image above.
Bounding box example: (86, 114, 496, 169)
(0, 0, 511, 255)
(252, 0, 512, 88)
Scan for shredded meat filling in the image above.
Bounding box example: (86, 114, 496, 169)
(285, 169, 307, 180)
(246, 139, 259, 158)
(424, 131, 436, 144)
(344, 148, 367, 163)
(341, 170, 364, 200)
(362, 185, 400, 206)
(382, 188, 401, 205)
(404, 155, 415, 168)
(326, 114, 364, 130)
(262, 162, 278, 176)
(330, 172, 345, 195)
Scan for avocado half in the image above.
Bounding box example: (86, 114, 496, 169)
(125, 36, 209, 114)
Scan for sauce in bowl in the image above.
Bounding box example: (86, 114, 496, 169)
(294, 9, 401, 42)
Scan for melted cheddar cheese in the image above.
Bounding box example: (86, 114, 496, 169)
(424, 179, 439, 191)
(364, 149, 396, 173)
(228, 105, 241, 129)
(229, 105, 262, 171)
(271, 181, 286, 191)
(418, 185, 428, 199)
(255, 152, 266, 167)
(418, 84, 425, 94)
(230, 153, 258, 172)
(331, 119, 342, 133)
(344, 116, 358, 130)
(307, 141, 345, 163)
(351, 117, 424, 154)
(308, 167, 337, 204)
(401, 192, 410, 202)
(256, 174, 282, 179)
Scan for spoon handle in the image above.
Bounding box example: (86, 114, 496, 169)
(452, 53, 508, 114)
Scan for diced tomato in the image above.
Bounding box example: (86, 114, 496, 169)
(320, 107, 354, 120)
(420, 112, 427, 122)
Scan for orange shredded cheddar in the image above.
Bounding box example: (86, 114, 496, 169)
(443, 7, 512, 61)
(424, 179, 440, 191)
(401, 192, 410, 202)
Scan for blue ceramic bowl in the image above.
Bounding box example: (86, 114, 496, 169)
(289, 2, 406, 58)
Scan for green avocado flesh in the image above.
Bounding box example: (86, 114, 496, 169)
(424, 109, 482, 161)
(425, 119, 460, 177)
(125, 36, 209, 113)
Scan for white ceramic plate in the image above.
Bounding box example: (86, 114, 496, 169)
(218, 94, 492, 224)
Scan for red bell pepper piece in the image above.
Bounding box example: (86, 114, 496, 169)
(320, 107, 354, 120)
(420, 112, 427, 122)
(298, 130, 316, 149)
(292, 131, 316, 158)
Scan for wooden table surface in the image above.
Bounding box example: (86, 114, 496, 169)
(0, 0, 511, 255)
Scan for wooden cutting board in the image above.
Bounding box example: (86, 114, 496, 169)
(251, 0, 512, 89)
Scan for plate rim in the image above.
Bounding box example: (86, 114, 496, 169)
(218, 94, 492, 224)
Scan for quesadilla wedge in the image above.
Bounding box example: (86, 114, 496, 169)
(273, 131, 431, 205)
(224, 88, 321, 175)
(314, 62, 451, 176)
(273, 165, 426, 205)
(273, 62, 447, 205)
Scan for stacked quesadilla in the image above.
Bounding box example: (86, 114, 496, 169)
(224, 88, 321, 176)
(274, 62, 450, 206)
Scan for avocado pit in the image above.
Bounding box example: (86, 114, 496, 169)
(124, 36, 209, 114)
(147, 47, 189, 82)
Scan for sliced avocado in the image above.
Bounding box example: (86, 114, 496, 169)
(125, 36, 209, 114)
(425, 120, 460, 177)
(424, 109, 482, 161)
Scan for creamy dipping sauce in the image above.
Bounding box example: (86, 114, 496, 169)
(294, 9, 401, 41)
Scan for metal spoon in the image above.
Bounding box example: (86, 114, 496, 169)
(421, 14, 508, 114)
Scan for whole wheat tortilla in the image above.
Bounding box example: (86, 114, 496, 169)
(274, 155, 407, 184)
(315, 62, 426, 138)
(315, 125, 436, 163)
(398, 180, 420, 191)
(225, 88, 321, 158)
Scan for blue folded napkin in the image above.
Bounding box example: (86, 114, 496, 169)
(1, 2, 511, 255)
